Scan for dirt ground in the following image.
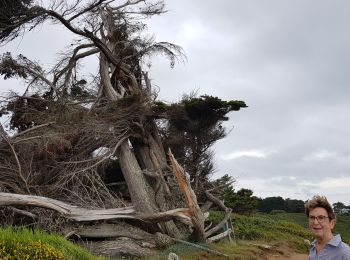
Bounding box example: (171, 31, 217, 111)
(265, 252, 308, 260)
(260, 243, 308, 260)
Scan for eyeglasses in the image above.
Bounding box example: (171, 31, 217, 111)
(308, 215, 330, 223)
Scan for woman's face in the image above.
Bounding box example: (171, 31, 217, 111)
(309, 207, 335, 240)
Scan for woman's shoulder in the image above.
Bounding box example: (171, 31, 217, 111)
(339, 241, 350, 259)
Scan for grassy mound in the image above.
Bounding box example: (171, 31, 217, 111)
(256, 212, 350, 244)
(146, 212, 312, 260)
(231, 213, 311, 251)
(0, 227, 103, 260)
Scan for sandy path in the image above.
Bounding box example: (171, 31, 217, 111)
(266, 253, 308, 259)
(260, 243, 308, 260)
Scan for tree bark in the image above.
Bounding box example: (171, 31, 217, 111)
(78, 239, 157, 257)
(132, 138, 181, 238)
(98, 6, 183, 238)
(116, 140, 157, 213)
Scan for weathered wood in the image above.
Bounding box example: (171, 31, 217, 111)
(71, 223, 156, 241)
(168, 149, 206, 242)
(207, 229, 232, 243)
(116, 140, 158, 214)
(131, 137, 181, 238)
(79, 239, 157, 257)
(68, 224, 175, 250)
(201, 200, 214, 213)
(204, 191, 232, 238)
(98, 8, 183, 239)
(0, 192, 192, 224)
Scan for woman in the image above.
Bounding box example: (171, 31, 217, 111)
(305, 195, 350, 259)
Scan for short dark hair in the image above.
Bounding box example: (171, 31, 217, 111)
(304, 195, 336, 220)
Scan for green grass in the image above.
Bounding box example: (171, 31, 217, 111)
(145, 212, 312, 259)
(231, 213, 311, 252)
(0, 227, 104, 259)
(256, 212, 350, 243)
(335, 215, 350, 243)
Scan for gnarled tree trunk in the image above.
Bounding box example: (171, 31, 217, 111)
(98, 7, 181, 238)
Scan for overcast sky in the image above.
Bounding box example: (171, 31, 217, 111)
(1, 0, 350, 205)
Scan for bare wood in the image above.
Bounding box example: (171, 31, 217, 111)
(1, 136, 30, 194)
(138, 208, 192, 226)
(116, 140, 158, 214)
(0, 192, 191, 225)
(79, 239, 157, 257)
(73, 223, 152, 239)
(207, 229, 232, 243)
(204, 191, 232, 238)
(74, 135, 129, 174)
(201, 200, 213, 213)
(150, 150, 171, 195)
(168, 149, 206, 242)
(204, 191, 227, 211)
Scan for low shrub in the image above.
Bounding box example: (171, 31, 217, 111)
(0, 227, 102, 259)
(0, 239, 64, 259)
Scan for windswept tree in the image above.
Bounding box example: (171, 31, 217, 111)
(0, 0, 246, 256)
(159, 95, 246, 196)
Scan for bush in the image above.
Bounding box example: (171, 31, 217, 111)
(0, 239, 64, 259)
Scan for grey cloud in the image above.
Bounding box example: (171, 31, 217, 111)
(1, 0, 350, 204)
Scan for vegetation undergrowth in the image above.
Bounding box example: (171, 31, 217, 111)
(145, 212, 312, 259)
(256, 212, 350, 244)
(0, 227, 104, 259)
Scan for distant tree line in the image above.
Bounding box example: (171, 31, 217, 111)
(213, 175, 350, 216)
(333, 202, 350, 215)
(257, 196, 305, 213)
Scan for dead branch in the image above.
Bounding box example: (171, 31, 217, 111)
(168, 149, 206, 241)
(67, 0, 107, 22)
(150, 150, 171, 195)
(53, 43, 98, 86)
(207, 229, 232, 243)
(201, 200, 214, 213)
(44, 8, 132, 74)
(1, 136, 30, 194)
(73, 135, 129, 174)
(204, 191, 232, 238)
(0, 192, 192, 225)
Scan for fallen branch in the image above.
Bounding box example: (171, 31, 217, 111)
(204, 191, 232, 238)
(207, 229, 232, 243)
(0, 192, 191, 225)
(168, 149, 206, 242)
